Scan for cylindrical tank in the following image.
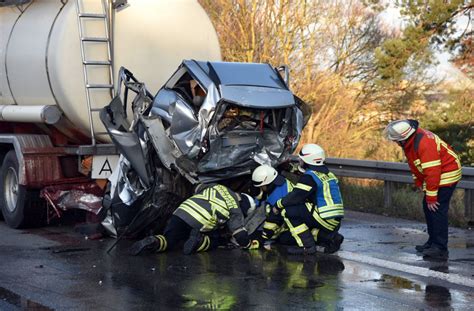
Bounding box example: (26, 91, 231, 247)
(0, 0, 221, 141)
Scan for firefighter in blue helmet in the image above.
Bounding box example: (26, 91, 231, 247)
(130, 184, 256, 255)
(275, 144, 344, 255)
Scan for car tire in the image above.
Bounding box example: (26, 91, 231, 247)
(0, 150, 45, 228)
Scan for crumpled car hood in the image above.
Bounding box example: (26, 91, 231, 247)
(102, 62, 310, 186)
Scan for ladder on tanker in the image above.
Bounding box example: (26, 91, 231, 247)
(75, 0, 114, 146)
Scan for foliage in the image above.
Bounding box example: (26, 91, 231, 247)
(199, 0, 473, 223)
(374, 0, 473, 84)
(340, 178, 468, 227)
(199, 0, 402, 158)
(420, 88, 474, 165)
(452, 36, 474, 79)
(199, 0, 472, 162)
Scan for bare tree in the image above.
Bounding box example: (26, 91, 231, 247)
(199, 0, 414, 159)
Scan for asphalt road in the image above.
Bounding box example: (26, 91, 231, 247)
(0, 210, 473, 310)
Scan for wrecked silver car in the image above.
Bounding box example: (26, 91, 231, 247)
(99, 61, 309, 238)
(149, 60, 307, 182)
(103, 60, 308, 186)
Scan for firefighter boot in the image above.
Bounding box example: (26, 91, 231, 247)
(415, 241, 431, 252)
(321, 231, 344, 254)
(325, 233, 344, 254)
(129, 235, 167, 256)
(287, 229, 317, 255)
(315, 230, 344, 254)
(183, 229, 211, 255)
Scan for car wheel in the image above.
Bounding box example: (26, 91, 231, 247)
(0, 150, 45, 228)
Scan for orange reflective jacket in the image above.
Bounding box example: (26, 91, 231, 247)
(403, 128, 461, 203)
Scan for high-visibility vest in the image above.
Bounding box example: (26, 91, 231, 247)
(267, 179, 294, 206)
(305, 170, 344, 219)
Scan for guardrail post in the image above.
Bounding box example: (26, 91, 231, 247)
(383, 181, 394, 209)
(465, 189, 474, 225)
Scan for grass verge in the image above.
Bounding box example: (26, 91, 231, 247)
(339, 177, 468, 228)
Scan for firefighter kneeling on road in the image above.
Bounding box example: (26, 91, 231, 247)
(130, 184, 257, 255)
(274, 144, 344, 255)
(252, 165, 318, 249)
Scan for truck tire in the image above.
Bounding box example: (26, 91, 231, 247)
(0, 150, 45, 228)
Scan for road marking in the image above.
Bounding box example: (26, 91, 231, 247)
(338, 251, 474, 288)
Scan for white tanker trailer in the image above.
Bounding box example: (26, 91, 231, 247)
(0, 0, 221, 228)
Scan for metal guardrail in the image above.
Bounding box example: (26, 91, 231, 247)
(324, 158, 474, 223)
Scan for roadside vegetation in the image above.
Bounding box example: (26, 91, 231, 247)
(339, 178, 468, 227)
(200, 0, 473, 226)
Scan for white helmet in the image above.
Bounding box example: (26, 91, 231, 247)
(252, 165, 277, 187)
(383, 120, 415, 141)
(299, 144, 325, 166)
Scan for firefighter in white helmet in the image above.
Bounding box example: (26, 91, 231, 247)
(384, 120, 461, 259)
(251, 165, 305, 249)
(274, 144, 344, 255)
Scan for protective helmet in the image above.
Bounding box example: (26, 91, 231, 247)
(252, 165, 278, 187)
(383, 120, 416, 141)
(299, 144, 325, 166)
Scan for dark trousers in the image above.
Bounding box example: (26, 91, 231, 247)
(276, 230, 299, 245)
(422, 184, 456, 251)
(283, 203, 340, 246)
(163, 215, 220, 251)
(163, 215, 192, 251)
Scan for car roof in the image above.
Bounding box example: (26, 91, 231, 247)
(185, 60, 289, 90)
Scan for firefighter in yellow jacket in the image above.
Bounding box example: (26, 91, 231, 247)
(130, 184, 256, 255)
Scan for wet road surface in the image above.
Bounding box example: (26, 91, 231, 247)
(0, 210, 472, 310)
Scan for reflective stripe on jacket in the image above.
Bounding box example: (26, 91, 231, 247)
(403, 128, 461, 203)
(305, 170, 344, 219)
(174, 184, 242, 232)
(262, 179, 293, 240)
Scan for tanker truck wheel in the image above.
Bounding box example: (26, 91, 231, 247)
(0, 150, 45, 228)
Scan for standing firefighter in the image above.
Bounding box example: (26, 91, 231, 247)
(130, 184, 255, 255)
(275, 144, 345, 255)
(384, 120, 461, 259)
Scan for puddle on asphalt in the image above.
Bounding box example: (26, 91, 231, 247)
(381, 274, 423, 291)
(358, 274, 422, 291)
(291, 279, 325, 289)
(181, 295, 237, 309)
(340, 262, 473, 308)
(0, 286, 53, 310)
(134, 251, 346, 309)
